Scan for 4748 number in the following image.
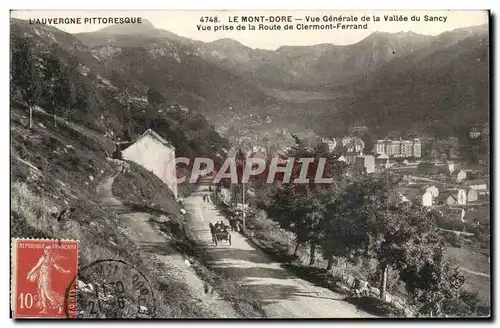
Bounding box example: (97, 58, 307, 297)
(200, 16, 219, 23)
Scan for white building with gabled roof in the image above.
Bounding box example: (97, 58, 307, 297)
(121, 129, 178, 199)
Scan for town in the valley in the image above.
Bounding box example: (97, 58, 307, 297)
(234, 122, 489, 220)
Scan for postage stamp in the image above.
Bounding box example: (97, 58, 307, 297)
(11, 238, 79, 319)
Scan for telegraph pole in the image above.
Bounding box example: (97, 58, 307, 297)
(237, 142, 246, 233)
(242, 178, 246, 232)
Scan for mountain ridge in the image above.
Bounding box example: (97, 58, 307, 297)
(11, 17, 490, 142)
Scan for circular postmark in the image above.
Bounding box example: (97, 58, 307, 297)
(450, 274, 466, 290)
(64, 259, 156, 319)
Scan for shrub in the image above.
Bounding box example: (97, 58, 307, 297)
(448, 233, 465, 248)
(11, 181, 58, 236)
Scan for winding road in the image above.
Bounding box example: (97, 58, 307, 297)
(183, 186, 376, 318)
(96, 175, 238, 318)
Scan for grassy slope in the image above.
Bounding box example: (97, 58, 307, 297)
(446, 246, 490, 303)
(112, 162, 181, 216)
(10, 107, 210, 317)
(11, 106, 270, 318)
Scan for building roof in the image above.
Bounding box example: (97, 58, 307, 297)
(396, 187, 424, 202)
(417, 162, 436, 169)
(440, 207, 465, 221)
(121, 129, 174, 152)
(115, 140, 135, 151)
(465, 179, 487, 186)
(435, 190, 457, 203)
(417, 162, 449, 174)
(406, 183, 425, 189)
(142, 129, 174, 148)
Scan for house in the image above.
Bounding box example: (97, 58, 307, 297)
(448, 195, 459, 206)
(422, 191, 433, 207)
(436, 189, 467, 206)
(355, 155, 375, 174)
(426, 185, 439, 198)
(456, 189, 467, 206)
(465, 179, 488, 191)
(321, 138, 337, 152)
(447, 161, 455, 174)
(346, 151, 360, 164)
(456, 170, 467, 183)
(375, 153, 390, 169)
(121, 129, 178, 199)
(396, 187, 433, 207)
(437, 191, 459, 206)
(343, 137, 365, 153)
(469, 123, 488, 139)
(467, 188, 479, 203)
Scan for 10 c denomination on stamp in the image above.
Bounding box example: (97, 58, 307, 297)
(11, 238, 79, 319)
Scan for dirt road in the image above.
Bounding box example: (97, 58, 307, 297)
(96, 175, 238, 318)
(184, 187, 376, 318)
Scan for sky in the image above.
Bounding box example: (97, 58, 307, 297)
(10, 10, 489, 50)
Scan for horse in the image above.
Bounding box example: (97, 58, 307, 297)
(209, 222, 217, 244)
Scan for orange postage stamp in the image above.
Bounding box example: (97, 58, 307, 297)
(11, 238, 79, 319)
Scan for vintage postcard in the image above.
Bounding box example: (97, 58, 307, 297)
(10, 10, 490, 319)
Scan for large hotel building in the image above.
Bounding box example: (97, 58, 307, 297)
(375, 139, 422, 158)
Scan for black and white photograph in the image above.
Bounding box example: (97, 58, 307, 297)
(9, 9, 491, 319)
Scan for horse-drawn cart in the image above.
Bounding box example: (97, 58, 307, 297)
(212, 229, 231, 246)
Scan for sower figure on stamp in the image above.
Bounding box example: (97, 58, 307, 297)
(26, 246, 71, 314)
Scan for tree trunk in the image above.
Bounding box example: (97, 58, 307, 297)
(308, 243, 316, 266)
(53, 113, 57, 127)
(29, 106, 33, 129)
(326, 255, 334, 271)
(380, 264, 388, 300)
(293, 241, 300, 256)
